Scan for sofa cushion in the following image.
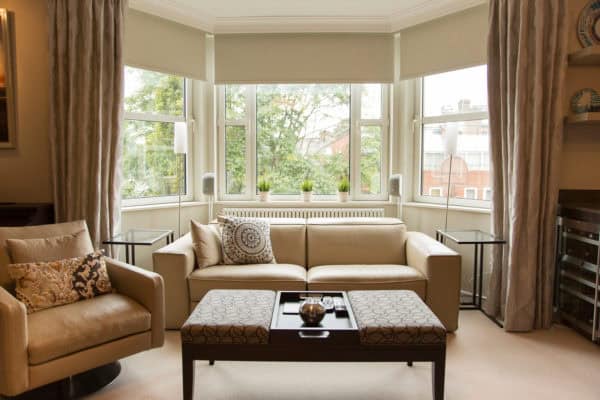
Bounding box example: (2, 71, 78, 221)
(190, 220, 222, 268)
(307, 264, 426, 298)
(27, 293, 151, 365)
(306, 218, 407, 268)
(188, 263, 306, 302)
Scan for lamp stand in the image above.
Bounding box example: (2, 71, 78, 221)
(444, 154, 453, 232)
(177, 153, 182, 238)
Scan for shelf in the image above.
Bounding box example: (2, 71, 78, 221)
(568, 47, 600, 66)
(560, 284, 600, 307)
(565, 112, 600, 126)
(560, 312, 595, 338)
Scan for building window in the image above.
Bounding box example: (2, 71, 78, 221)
(121, 66, 191, 205)
(219, 84, 389, 200)
(483, 187, 492, 201)
(417, 65, 490, 207)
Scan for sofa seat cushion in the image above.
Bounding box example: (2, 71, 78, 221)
(307, 265, 427, 298)
(188, 263, 306, 302)
(27, 293, 151, 365)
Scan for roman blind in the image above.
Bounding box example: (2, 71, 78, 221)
(399, 4, 488, 80)
(124, 9, 206, 80)
(214, 33, 394, 84)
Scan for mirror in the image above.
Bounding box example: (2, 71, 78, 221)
(0, 9, 16, 149)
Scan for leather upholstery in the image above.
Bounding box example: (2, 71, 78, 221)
(27, 294, 151, 365)
(0, 286, 28, 396)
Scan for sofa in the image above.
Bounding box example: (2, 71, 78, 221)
(153, 217, 461, 331)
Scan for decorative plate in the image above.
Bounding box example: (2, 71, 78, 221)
(578, 0, 600, 47)
(570, 88, 600, 114)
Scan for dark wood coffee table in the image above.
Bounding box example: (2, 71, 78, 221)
(181, 290, 446, 400)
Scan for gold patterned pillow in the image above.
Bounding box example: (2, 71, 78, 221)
(7, 250, 113, 313)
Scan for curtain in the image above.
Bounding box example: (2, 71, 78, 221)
(486, 0, 568, 330)
(48, 0, 126, 248)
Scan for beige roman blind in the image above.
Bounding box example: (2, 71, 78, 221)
(399, 4, 488, 80)
(124, 9, 206, 80)
(215, 33, 394, 84)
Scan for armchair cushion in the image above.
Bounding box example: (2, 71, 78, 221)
(27, 293, 150, 365)
(5, 229, 93, 264)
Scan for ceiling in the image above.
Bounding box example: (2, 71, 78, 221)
(129, 0, 487, 33)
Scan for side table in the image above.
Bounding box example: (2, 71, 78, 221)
(103, 229, 174, 264)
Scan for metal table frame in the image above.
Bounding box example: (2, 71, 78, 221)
(103, 229, 174, 265)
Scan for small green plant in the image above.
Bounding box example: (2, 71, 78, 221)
(257, 178, 271, 192)
(338, 177, 350, 193)
(301, 179, 314, 192)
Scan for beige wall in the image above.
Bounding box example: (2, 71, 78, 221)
(0, 0, 52, 202)
(561, 0, 600, 189)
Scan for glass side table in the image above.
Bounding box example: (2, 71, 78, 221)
(103, 229, 174, 265)
(435, 229, 506, 312)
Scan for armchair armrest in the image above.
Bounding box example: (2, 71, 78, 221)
(105, 258, 165, 348)
(406, 232, 461, 332)
(0, 286, 28, 396)
(152, 233, 195, 329)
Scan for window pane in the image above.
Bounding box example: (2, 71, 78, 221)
(124, 67, 184, 117)
(423, 65, 487, 117)
(421, 120, 490, 200)
(360, 126, 382, 194)
(360, 84, 382, 119)
(225, 85, 246, 121)
(225, 125, 246, 194)
(255, 84, 350, 195)
(121, 120, 182, 199)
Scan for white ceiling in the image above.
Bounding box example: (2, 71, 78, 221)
(129, 0, 487, 33)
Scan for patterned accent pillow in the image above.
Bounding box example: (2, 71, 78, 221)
(221, 217, 275, 265)
(7, 250, 113, 313)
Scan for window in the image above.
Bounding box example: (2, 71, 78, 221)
(219, 84, 389, 200)
(121, 67, 191, 204)
(417, 65, 490, 207)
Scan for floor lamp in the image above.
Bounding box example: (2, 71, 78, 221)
(443, 124, 458, 232)
(174, 122, 188, 238)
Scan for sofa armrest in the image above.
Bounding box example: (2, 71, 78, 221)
(406, 232, 461, 332)
(0, 286, 29, 396)
(105, 258, 165, 348)
(152, 233, 195, 329)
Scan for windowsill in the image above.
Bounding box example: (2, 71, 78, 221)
(403, 201, 491, 214)
(215, 200, 393, 207)
(121, 201, 208, 213)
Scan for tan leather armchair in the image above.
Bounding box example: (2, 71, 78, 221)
(0, 221, 165, 397)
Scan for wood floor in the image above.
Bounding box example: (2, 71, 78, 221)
(87, 312, 600, 400)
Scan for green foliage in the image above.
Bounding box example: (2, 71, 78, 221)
(257, 178, 271, 192)
(338, 176, 350, 192)
(301, 179, 314, 192)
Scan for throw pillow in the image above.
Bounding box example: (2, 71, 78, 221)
(190, 220, 222, 268)
(6, 229, 94, 264)
(220, 217, 275, 265)
(7, 250, 113, 313)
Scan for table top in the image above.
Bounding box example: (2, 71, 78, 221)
(103, 228, 173, 245)
(436, 229, 506, 244)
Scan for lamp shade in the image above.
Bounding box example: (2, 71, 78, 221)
(174, 122, 188, 154)
(442, 123, 458, 156)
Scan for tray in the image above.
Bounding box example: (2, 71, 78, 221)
(270, 291, 359, 345)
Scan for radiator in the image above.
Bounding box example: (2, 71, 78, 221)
(220, 207, 385, 219)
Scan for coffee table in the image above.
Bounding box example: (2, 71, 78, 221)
(181, 289, 447, 400)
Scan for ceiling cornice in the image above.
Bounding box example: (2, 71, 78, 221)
(128, 0, 215, 32)
(390, 0, 488, 31)
(213, 16, 391, 34)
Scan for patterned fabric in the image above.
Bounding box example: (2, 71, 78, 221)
(348, 290, 446, 345)
(7, 250, 113, 313)
(221, 217, 275, 265)
(181, 289, 275, 345)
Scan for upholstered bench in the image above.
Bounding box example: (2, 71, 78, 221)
(181, 289, 447, 400)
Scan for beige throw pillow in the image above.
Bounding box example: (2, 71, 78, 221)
(6, 229, 94, 264)
(7, 250, 113, 313)
(190, 220, 222, 268)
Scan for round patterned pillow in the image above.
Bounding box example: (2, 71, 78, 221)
(221, 217, 275, 265)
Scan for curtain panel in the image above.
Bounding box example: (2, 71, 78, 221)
(486, 0, 568, 331)
(48, 0, 126, 248)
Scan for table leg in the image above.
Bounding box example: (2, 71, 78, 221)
(432, 353, 446, 400)
(478, 244, 485, 309)
(131, 245, 136, 266)
(407, 361, 413, 367)
(209, 360, 215, 366)
(472, 244, 479, 307)
(182, 352, 194, 400)
(125, 246, 130, 264)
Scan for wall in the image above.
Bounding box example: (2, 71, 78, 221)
(0, 0, 52, 202)
(561, 0, 600, 189)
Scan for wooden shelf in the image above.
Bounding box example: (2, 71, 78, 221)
(565, 112, 600, 126)
(568, 47, 600, 66)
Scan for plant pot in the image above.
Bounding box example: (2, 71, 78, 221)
(259, 191, 270, 202)
(302, 191, 313, 202)
(337, 191, 349, 202)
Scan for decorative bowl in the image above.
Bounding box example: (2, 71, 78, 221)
(299, 297, 326, 326)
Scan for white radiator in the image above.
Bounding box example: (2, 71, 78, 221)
(220, 207, 385, 219)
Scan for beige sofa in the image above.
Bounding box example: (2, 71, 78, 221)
(153, 218, 461, 331)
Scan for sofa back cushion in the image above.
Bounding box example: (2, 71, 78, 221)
(306, 218, 406, 268)
(264, 219, 307, 267)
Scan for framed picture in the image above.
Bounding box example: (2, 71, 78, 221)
(0, 9, 16, 149)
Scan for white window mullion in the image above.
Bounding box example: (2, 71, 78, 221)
(247, 85, 257, 200)
(350, 84, 361, 201)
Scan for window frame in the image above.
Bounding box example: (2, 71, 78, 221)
(413, 67, 490, 209)
(121, 67, 194, 207)
(217, 83, 390, 202)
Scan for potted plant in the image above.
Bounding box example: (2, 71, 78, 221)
(257, 178, 271, 202)
(301, 179, 314, 202)
(337, 177, 350, 202)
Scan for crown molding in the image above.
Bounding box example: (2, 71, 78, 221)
(213, 16, 391, 34)
(128, 0, 215, 32)
(389, 0, 488, 31)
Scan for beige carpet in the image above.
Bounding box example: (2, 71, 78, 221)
(87, 312, 600, 400)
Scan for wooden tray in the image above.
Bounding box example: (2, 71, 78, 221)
(269, 291, 359, 346)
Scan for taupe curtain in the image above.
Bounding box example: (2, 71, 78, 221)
(48, 0, 126, 248)
(486, 0, 568, 330)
